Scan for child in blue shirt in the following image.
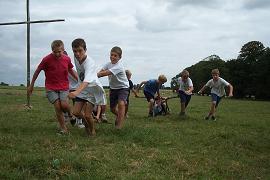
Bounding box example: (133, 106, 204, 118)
(137, 75, 167, 116)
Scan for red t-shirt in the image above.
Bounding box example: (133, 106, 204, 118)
(37, 53, 73, 91)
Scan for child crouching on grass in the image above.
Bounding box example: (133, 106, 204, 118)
(137, 75, 167, 117)
(198, 68, 233, 121)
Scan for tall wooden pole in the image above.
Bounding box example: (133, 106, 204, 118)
(26, 0, 30, 107)
(0, 0, 64, 108)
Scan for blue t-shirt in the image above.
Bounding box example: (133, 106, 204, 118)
(144, 79, 160, 96)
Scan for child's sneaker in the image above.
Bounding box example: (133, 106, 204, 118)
(63, 112, 70, 124)
(101, 113, 108, 123)
(70, 117, 77, 126)
(76, 118, 85, 128)
(211, 116, 216, 121)
(57, 129, 69, 136)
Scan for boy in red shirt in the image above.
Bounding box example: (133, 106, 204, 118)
(28, 40, 77, 134)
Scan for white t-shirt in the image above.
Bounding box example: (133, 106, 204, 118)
(102, 60, 129, 89)
(178, 77, 193, 94)
(74, 55, 104, 94)
(206, 77, 230, 97)
(68, 71, 78, 91)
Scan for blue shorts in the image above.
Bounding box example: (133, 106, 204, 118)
(143, 90, 154, 102)
(109, 88, 129, 108)
(178, 90, 191, 107)
(211, 93, 222, 107)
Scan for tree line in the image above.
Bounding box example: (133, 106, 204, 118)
(171, 41, 270, 100)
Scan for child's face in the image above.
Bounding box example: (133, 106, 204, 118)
(72, 46, 87, 62)
(52, 46, 64, 59)
(110, 52, 121, 64)
(212, 73, 219, 81)
(182, 75, 188, 82)
(126, 73, 131, 80)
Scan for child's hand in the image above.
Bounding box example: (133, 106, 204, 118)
(68, 92, 77, 99)
(185, 91, 192, 95)
(27, 85, 33, 96)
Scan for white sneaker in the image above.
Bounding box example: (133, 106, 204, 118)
(63, 112, 70, 124)
(76, 118, 85, 128)
(101, 113, 108, 122)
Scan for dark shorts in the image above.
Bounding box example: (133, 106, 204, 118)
(211, 93, 222, 107)
(179, 90, 191, 107)
(109, 88, 129, 108)
(143, 90, 154, 102)
(126, 91, 131, 105)
(74, 97, 88, 103)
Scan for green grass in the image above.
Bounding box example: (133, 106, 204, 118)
(0, 86, 269, 179)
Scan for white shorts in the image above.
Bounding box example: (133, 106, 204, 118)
(77, 86, 107, 105)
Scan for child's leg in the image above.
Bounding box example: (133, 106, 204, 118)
(149, 99, 154, 114)
(116, 100, 126, 129)
(125, 95, 130, 117)
(109, 89, 118, 116)
(72, 101, 85, 119)
(84, 103, 96, 136)
(207, 94, 219, 118)
(97, 105, 101, 119)
(125, 104, 128, 117)
(180, 102, 186, 114)
(59, 91, 72, 117)
(209, 102, 216, 116)
(53, 99, 68, 132)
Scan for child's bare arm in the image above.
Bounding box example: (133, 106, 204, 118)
(131, 89, 139, 97)
(97, 69, 112, 78)
(28, 68, 41, 95)
(198, 85, 206, 94)
(137, 81, 147, 92)
(227, 84, 233, 97)
(185, 86, 194, 95)
(69, 68, 78, 81)
(68, 82, 88, 99)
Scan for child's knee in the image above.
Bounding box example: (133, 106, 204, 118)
(72, 110, 81, 117)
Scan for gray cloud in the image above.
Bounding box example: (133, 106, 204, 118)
(0, 0, 270, 87)
(242, 0, 270, 10)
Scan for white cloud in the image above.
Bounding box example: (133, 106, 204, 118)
(0, 0, 270, 87)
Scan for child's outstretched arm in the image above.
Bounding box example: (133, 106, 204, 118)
(27, 67, 42, 95)
(136, 81, 147, 92)
(68, 82, 89, 99)
(97, 69, 112, 78)
(198, 85, 206, 94)
(227, 84, 233, 97)
(131, 89, 139, 97)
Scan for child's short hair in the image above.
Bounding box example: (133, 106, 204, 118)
(181, 69, 189, 77)
(125, 69, 132, 76)
(211, 68, 220, 75)
(72, 38, 87, 50)
(51, 40, 64, 50)
(111, 46, 122, 57)
(158, 74, 167, 83)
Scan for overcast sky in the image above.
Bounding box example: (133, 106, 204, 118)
(0, 0, 270, 87)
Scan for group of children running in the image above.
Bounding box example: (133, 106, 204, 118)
(27, 39, 233, 136)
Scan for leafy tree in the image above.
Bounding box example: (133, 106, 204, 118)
(235, 41, 266, 97)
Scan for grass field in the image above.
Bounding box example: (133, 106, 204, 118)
(0, 86, 269, 179)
